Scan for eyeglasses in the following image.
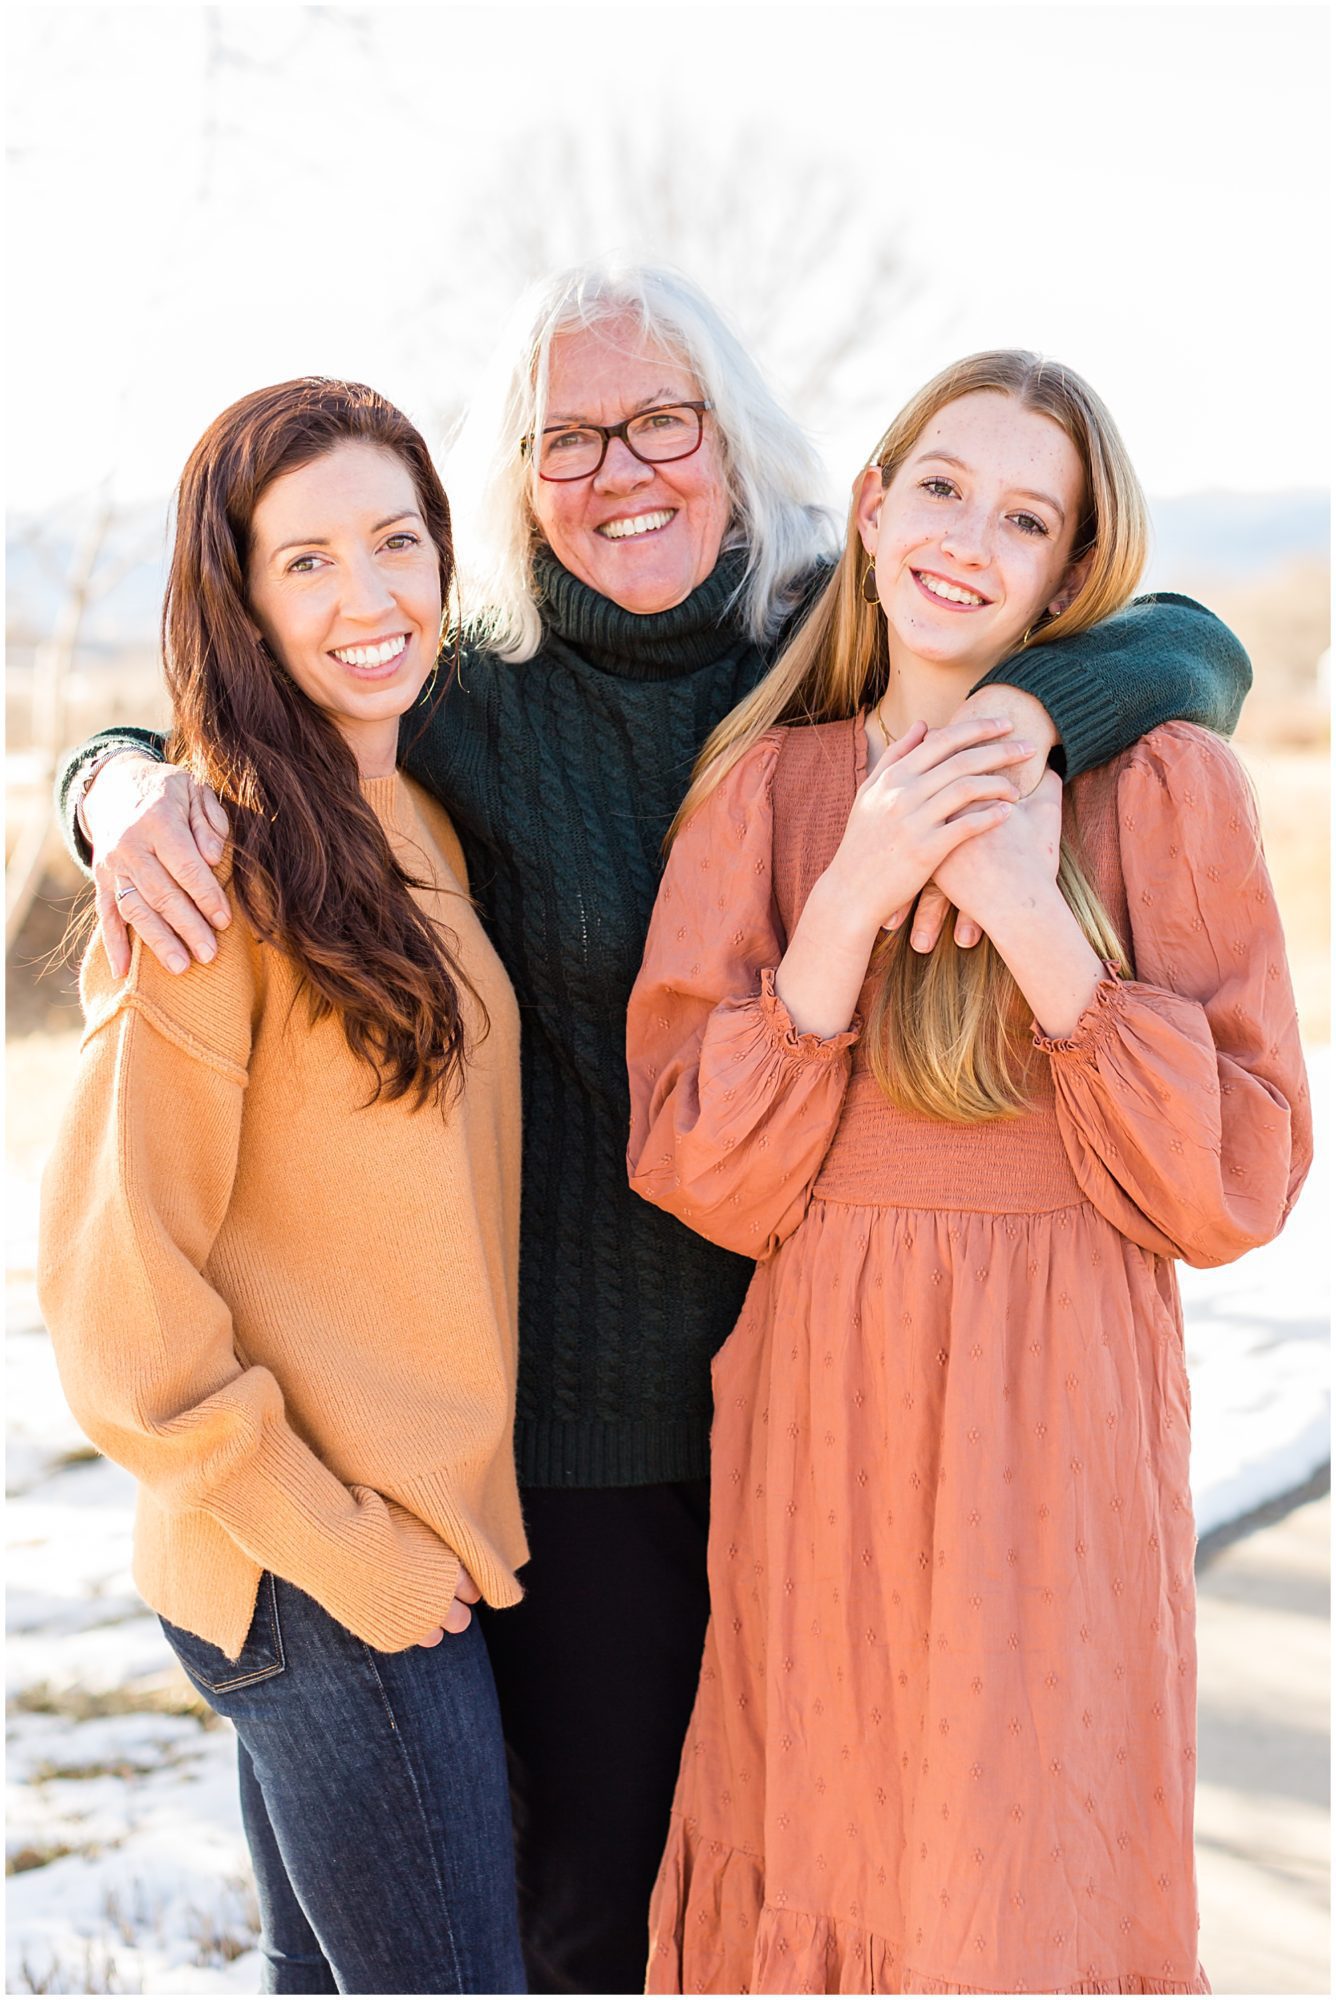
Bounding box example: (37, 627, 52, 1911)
(524, 401, 713, 482)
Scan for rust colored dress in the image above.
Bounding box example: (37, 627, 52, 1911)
(626, 720, 1310, 1995)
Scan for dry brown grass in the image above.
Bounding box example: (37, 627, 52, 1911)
(6, 1029, 82, 1174)
(1240, 749, 1329, 1043)
(7, 875, 87, 1171)
(1184, 555, 1329, 1037)
(1183, 558, 1330, 714)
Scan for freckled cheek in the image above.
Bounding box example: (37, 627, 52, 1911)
(882, 535, 928, 579)
(880, 513, 934, 561)
(1014, 554, 1058, 606)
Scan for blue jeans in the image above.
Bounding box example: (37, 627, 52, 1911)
(160, 1574, 525, 1995)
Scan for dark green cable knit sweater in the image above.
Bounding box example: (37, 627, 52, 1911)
(58, 551, 1250, 1487)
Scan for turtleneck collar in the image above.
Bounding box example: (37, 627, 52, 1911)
(359, 770, 407, 830)
(532, 544, 754, 681)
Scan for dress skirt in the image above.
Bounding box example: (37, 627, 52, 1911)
(628, 720, 1309, 1995)
(647, 1190, 1207, 1993)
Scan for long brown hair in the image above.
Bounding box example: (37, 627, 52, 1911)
(671, 351, 1149, 1122)
(164, 376, 483, 1108)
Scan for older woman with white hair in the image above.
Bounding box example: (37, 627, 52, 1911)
(61, 262, 1249, 1995)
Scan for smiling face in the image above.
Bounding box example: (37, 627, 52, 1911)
(528, 318, 732, 614)
(857, 390, 1089, 712)
(245, 441, 442, 776)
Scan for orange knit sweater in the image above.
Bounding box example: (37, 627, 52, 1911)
(38, 772, 528, 1658)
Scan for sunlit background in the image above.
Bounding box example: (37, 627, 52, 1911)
(6, 3, 1330, 1993)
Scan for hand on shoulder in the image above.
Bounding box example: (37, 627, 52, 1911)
(84, 754, 231, 979)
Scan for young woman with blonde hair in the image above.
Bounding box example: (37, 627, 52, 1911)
(627, 350, 1310, 1993)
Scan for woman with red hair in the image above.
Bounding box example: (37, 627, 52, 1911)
(39, 379, 528, 1994)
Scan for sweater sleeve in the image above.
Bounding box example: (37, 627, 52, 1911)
(626, 736, 858, 1259)
(56, 726, 170, 872)
(37, 920, 464, 1654)
(972, 592, 1251, 779)
(1035, 723, 1311, 1268)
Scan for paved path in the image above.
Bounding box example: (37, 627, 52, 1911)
(1196, 1487, 1330, 1992)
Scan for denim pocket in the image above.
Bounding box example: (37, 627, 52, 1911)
(160, 1571, 286, 1692)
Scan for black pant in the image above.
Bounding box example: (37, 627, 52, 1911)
(479, 1480, 711, 1995)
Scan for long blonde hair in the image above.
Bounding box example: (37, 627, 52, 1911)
(671, 351, 1150, 1123)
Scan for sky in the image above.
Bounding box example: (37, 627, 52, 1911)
(6, 0, 1331, 517)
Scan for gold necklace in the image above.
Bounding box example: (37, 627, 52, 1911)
(873, 690, 897, 750)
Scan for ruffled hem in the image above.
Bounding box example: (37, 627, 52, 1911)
(757, 966, 862, 1066)
(648, 1822, 1209, 1995)
(1032, 968, 1128, 1063)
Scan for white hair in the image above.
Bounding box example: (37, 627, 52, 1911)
(445, 261, 839, 662)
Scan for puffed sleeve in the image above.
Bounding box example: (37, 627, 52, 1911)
(626, 735, 858, 1258)
(1038, 722, 1311, 1268)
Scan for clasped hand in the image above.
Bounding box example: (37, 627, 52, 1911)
(929, 764, 1063, 934)
(878, 686, 1059, 950)
(825, 716, 1037, 939)
(823, 716, 1062, 951)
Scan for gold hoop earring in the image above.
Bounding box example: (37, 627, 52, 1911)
(861, 557, 880, 605)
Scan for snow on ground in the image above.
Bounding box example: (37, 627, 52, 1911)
(6, 1053, 1328, 1992)
(1184, 1045, 1330, 1536)
(7, 1179, 260, 1993)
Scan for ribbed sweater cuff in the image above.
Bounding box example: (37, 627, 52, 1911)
(971, 651, 1135, 780)
(57, 728, 170, 872)
(517, 1416, 711, 1489)
(972, 593, 1250, 780)
(209, 1423, 462, 1652)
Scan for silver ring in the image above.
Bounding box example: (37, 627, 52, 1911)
(113, 883, 136, 901)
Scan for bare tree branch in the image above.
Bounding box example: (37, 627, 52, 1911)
(406, 118, 919, 450)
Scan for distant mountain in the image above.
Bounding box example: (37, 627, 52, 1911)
(6, 490, 1329, 651)
(1145, 490, 1329, 589)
